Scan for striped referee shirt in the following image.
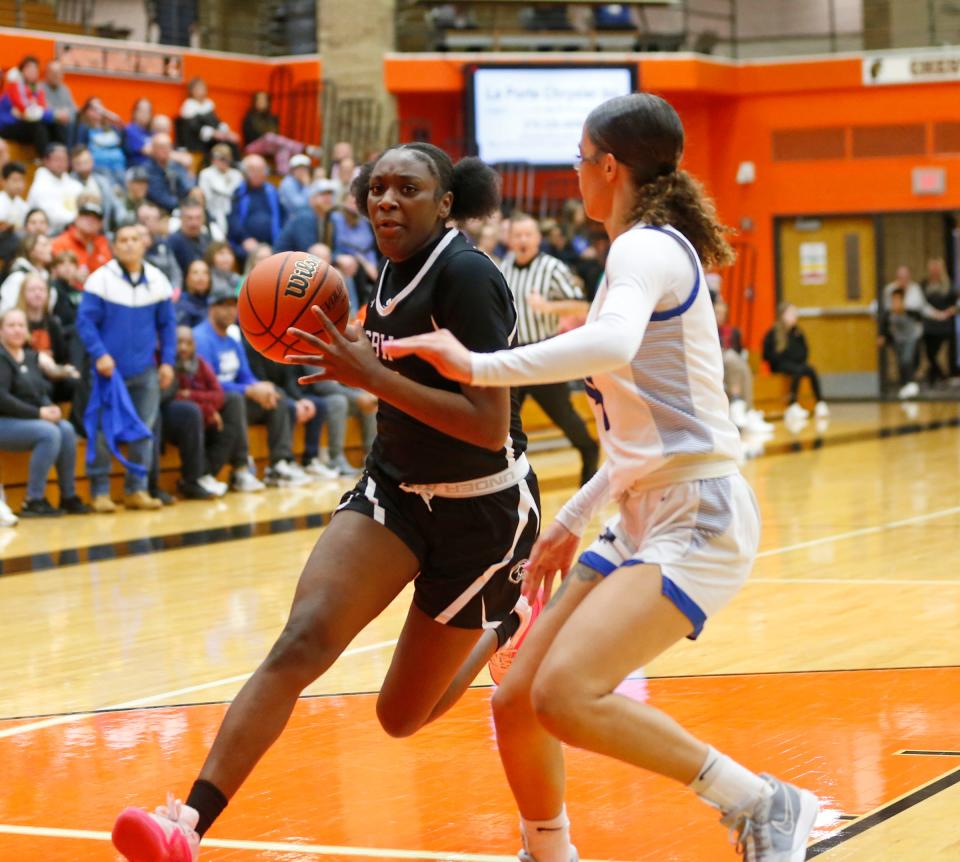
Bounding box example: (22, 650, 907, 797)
(500, 252, 584, 345)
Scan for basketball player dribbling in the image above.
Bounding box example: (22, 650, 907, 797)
(111, 143, 543, 862)
(386, 95, 821, 862)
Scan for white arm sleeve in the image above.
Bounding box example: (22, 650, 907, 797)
(471, 228, 688, 387)
(554, 462, 611, 537)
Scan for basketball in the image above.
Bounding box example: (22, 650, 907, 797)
(238, 251, 350, 364)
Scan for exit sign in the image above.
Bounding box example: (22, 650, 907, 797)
(912, 167, 946, 195)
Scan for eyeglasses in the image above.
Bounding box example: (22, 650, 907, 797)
(574, 148, 606, 170)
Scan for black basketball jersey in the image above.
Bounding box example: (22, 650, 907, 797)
(364, 228, 528, 484)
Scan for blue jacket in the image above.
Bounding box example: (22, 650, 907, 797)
(175, 291, 209, 328)
(83, 371, 152, 477)
(145, 157, 195, 213)
(192, 320, 258, 394)
(278, 175, 310, 215)
(124, 122, 150, 167)
(77, 259, 177, 380)
(168, 230, 210, 275)
(275, 208, 336, 253)
(228, 182, 282, 255)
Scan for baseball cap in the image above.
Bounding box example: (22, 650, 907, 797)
(289, 154, 312, 170)
(77, 201, 104, 218)
(126, 166, 149, 183)
(309, 178, 337, 195)
(209, 281, 238, 305)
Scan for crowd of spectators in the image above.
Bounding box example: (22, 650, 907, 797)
(0, 55, 376, 523)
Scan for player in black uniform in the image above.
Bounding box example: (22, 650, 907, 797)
(111, 143, 541, 862)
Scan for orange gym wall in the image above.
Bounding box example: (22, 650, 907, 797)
(0, 28, 321, 139)
(385, 54, 960, 347)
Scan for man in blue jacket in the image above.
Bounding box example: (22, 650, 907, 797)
(77, 223, 177, 512)
(145, 132, 194, 214)
(274, 179, 337, 253)
(227, 155, 282, 263)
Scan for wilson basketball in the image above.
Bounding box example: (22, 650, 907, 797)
(238, 251, 350, 364)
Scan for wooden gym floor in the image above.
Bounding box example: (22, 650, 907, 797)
(1, 401, 959, 861)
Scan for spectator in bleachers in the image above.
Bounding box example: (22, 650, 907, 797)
(278, 154, 313, 215)
(179, 77, 241, 161)
(70, 146, 117, 230)
(331, 192, 378, 284)
(168, 200, 211, 274)
(714, 296, 771, 433)
(0, 162, 28, 272)
(476, 220, 502, 265)
(72, 98, 126, 187)
(0, 56, 69, 156)
(192, 283, 308, 487)
(330, 156, 358, 203)
(23, 207, 50, 238)
(174, 323, 262, 493)
(149, 114, 195, 170)
(197, 143, 243, 237)
(878, 286, 922, 399)
(242, 338, 338, 480)
(1, 233, 52, 313)
(27, 143, 83, 234)
(228, 154, 281, 262)
(763, 302, 829, 422)
(145, 132, 194, 214)
(204, 240, 241, 297)
(137, 203, 182, 293)
(242, 91, 322, 174)
(16, 271, 78, 402)
(0, 306, 90, 516)
(299, 376, 376, 477)
(76, 223, 176, 513)
(176, 259, 212, 327)
(112, 166, 151, 230)
(242, 242, 273, 278)
(920, 257, 958, 385)
(39, 60, 77, 129)
(49, 250, 81, 338)
(541, 218, 581, 268)
(51, 199, 112, 289)
(123, 98, 153, 169)
(275, 179, 337, 252)
(328, 141, 354, 182)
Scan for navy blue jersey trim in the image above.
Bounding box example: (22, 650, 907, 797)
(643, 226, 701, 322)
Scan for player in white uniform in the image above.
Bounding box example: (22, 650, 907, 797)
(385, 94, 820, 862)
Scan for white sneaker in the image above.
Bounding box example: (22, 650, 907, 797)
(744, 410, 775, 435)
(721, 775, 819, 861)
(265, 460, 311, 487)
(230, 467, 265, 493)
(898, 382, 919, 400)
(729, 398, 749, 429)
(198, 475, 228, 497)
(0, 499, 18, 527)
(304, 457, 340, 480)
(814, 401, 830, 418)
(112, 793, 200, 862)
(784, 402, 809, 422)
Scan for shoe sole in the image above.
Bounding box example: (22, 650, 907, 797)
(789, 791, 820, 861)
(112, 808, 191, 862)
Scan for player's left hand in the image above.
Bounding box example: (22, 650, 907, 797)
(287, 306, 381, 390)
(381, 329, 473, 384)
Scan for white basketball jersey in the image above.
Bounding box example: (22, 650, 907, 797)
(583, 224, 741, 498)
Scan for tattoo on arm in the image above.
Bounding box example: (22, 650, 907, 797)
(545, 563, 602, 610)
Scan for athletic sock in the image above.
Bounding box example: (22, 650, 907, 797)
(185, 779, 229, 838)
(690, 746, 767, 815)
(495, 610, 522, 649)
(521, 805, 572, 862)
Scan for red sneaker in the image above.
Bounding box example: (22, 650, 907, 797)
(488, 589, 544, 685)
(112, 794, 200, 862)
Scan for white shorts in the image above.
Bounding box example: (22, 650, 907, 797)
(578, 473, 760, 639)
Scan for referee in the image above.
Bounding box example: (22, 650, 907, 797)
(501, 213, 599, 485)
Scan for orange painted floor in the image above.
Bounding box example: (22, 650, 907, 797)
(2, 668, 959, 861)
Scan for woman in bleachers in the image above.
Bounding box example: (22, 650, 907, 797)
(0, 233, 52, 313)
(204, 240, 241, 297)
(124, 98, 153, 169)
(176, 259, 213, 328)
(197, 144, 243, 237)
(23, 207, 50, 238)
(0, 56, 69, 156)
(762, 301, 829, 422)
(242, 91, 322, 174)
(15, 272, 78, 401)
(0, 307, 90, 517)
(73, 98, 127, 187)
(179, 78, 241, 161)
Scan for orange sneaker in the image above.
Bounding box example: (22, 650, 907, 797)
(488, 589, 544, 685)
(112, 794, 200, 862)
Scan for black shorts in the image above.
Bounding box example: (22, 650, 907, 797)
(335, 464, 541, 629)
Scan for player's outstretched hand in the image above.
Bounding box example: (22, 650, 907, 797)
(287, 306, 381, 390)
(523, 520, 579, 604)
(381, 329, 473, 384)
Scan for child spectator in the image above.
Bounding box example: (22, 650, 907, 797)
(197, 143, 243, 237)
(762, 302, 829, 422)
(51, 199, 112, 289)
(878, 286, 923, 399)
(192, 283, 308, 487)
(26, 143, 83, 234)
(176, 259, 212, 327)
(0, 56, 69, 155)
(1, 233, 52, 313)
(179, 78, 241, 160)
(204, 240, 241, 298)
(0, 307, 90, 517)
(0, 162, 28, 272)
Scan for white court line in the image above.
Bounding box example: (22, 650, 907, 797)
(0, 824, 628, 862)
(750, 576, 960, 586)
(755, 504, 960, 560)
(0, 638, 398, 740)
